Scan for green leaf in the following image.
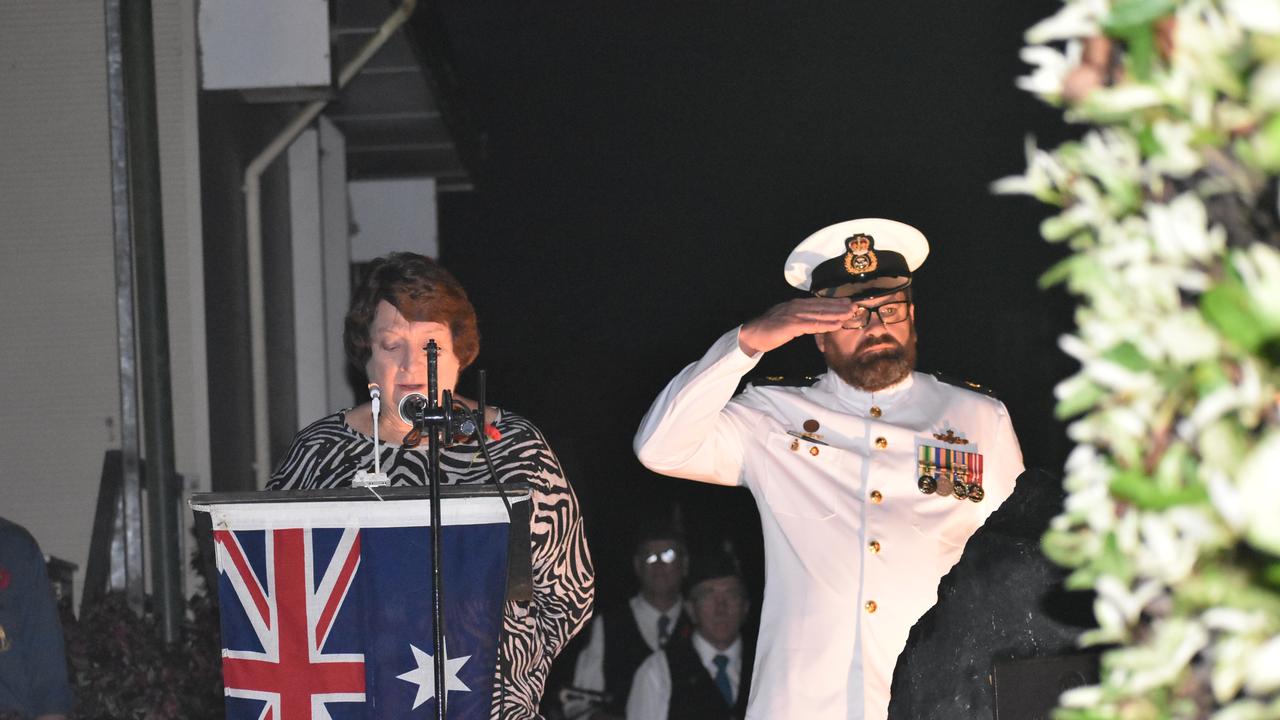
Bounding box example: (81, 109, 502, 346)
(1043, 528, 1091, 570)
(1262, 562, 1280, 590)
(1110, 468, 1209, 509)
(1192, 360, 1230, 396)
(1253, 114, 1280, 173)
(1042, 214, 1085, 243)
(1102, 342, 1148, 372)
(1040, 254, 1080, 289)
(1136, 124, 1161, 158)
(1103, 0, 1176, 29)
(1055, 381, 1106, 420)
(1102, 0, 1173, 83)
(1201, 276, 1268, 353)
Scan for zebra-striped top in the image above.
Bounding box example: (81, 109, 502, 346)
(268, 408, 595, 719)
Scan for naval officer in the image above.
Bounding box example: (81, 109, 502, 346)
(633, 218, 1025, 719)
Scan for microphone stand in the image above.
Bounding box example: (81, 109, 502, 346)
(403, 339, 452, 720)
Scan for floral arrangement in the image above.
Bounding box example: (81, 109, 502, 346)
(997, 0, 1280, 717)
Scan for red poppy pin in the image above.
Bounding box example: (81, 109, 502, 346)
(485, 424, 503, 442)
(0, 566, 10, 590)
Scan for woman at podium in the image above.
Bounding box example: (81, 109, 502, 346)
(268, 251, 595, 719)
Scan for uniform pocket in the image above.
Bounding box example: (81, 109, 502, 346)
(756, 431, 842, 520)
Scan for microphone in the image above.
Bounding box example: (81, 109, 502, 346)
(398, 391, 478, 441)
(399, 392, 429, 426)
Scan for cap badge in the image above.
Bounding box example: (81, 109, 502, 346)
(843, 233, 879, 276)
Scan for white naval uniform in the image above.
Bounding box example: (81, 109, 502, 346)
(634, 327, 1024, 720)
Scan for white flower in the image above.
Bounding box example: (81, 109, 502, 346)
(1025, 0, 1107, 43)
(1201, 608, 1271, 635)
(1076, 84, 1167, 117)
(1237, 431, 1280, 555)
(1059, 684, 1105, 708)
(1148, 120, 1203, 177)
(1212, 636, 1253, 703)
(1016, 43, 1080, 97)
(1206, 469, 1247, 532)
(1124, 619, 1209, 693)
(1180, 361, 1265, 439)
(1250, 62, 1280, 113)
(992, 137, 1070, 199)
(1225, 0, 1280, 34)
(1147, 193, 1224, 264)
(1151, 311, 1220, 366)
(1234, 243, 1280, 329)
(1244, 635, 1280, 694)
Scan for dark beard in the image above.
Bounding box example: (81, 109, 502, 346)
(825, 331, 917, 392)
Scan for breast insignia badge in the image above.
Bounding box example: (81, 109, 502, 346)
(932, 428, 969, 445)
(787, 419, 828, 449)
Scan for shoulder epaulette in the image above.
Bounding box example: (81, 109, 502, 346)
(931, 371, 999, 398)
(745, 374, 820, 389)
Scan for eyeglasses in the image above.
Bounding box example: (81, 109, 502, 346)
(642, 548, 680, 565)
(841, 300, 911, 330)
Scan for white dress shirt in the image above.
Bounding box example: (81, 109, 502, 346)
(634, 327, 1025, 720)
(626, 633, 744, 720)
(572, 595, 685, 693)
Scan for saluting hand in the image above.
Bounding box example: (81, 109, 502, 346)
(738, 297, 855, 355)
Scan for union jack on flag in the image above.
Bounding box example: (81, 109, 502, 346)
(201, 495, 515, 720)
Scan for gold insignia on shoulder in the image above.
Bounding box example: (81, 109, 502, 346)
(933, 429, 969, 445)
(843, 233, 878, 276)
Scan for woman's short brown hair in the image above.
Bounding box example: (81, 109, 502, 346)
(344, 252, 480, 372)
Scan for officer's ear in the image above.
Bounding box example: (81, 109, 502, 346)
(814, 333, 827, 353)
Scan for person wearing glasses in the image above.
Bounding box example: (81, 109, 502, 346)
(626, 549, 753, 720)
(634, 219, 1025, 720)
(566, 529, 691, 720)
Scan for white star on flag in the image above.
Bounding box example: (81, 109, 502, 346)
(396, 642, 472, 709)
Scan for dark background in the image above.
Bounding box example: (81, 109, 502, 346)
(426, 1, 1077, 616)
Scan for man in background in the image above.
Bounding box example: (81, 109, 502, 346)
(568, 529, 691, 719)
(626, 550, 753, 720)
(0, 516, 72, 720)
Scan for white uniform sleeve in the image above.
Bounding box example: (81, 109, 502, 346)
(626, 651, 673, 720)
(571, 616, 606, 691)
(980, 399, 1026, 520)
(633, 327, 763, 487)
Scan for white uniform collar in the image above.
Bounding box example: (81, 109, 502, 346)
(819, 369, 915, 414)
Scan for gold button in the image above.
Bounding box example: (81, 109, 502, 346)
(865, 600, 877, 613)
(874, 437, 888, 449)
(870, 490, 883, 504)
(790, 439, 799, 452)
(870, 406, 882, 418)
(868, 539, 881, 553)
(809, 446, 820, 457)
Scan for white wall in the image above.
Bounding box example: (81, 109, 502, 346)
(0, 2, 208, 608)
(198, 0, 331, 91)
(349, 178, 439, 261)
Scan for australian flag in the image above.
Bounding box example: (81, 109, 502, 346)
(208, 497, 511, 719)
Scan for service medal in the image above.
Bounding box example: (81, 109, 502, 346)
(917, 443, 985, 502)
